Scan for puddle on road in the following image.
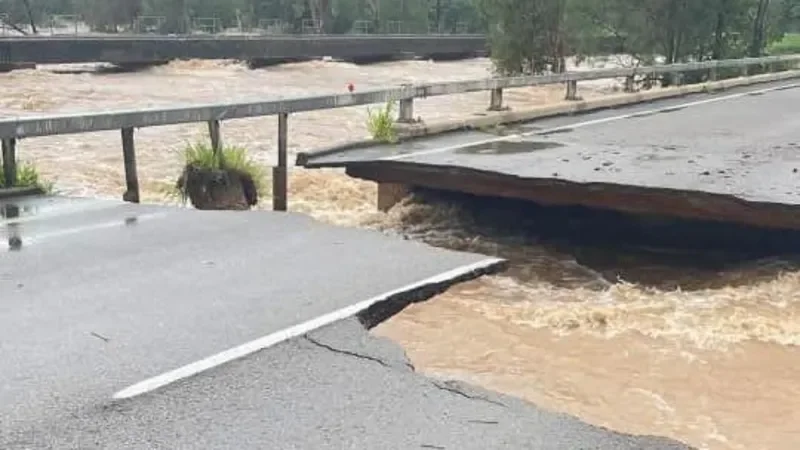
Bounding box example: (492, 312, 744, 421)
(2, 204, 25, 251)
(455, 140, 564, 155)
(0, 195, 154, 252)
(0, 202, 36, 220)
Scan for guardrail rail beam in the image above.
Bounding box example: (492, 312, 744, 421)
(0, 54, 797, 206)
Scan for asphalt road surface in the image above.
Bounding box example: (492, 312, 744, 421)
(0, 195, 692, 448)
(300, 79, 800, 207)
(3, 317, 692, 449)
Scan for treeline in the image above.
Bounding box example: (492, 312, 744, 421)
(478, 0, 800, 75)
(1, 0, 799, 75)
(0, 0, 483, 34)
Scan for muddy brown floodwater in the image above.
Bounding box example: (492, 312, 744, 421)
(3, 58, 799, 450)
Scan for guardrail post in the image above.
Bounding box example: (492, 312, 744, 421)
(624, 76, 636, 93)
(208, 120, 222, 155)
(565, 80, 579, 101)
(120, 127, 140, 203)
(397, 83, 415, 123)
(709, 67, 718, 82)
(488, 88, 504, 111)
(672, 72, 684, 86)
(2, 138, 17, 188)
(273, 113, 288, 211)
(740, 65, 749, 77)
(398, 98, 414, 122)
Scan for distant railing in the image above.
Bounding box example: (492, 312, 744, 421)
(0, 15, 478, 36)
(1, 54, 798, 210)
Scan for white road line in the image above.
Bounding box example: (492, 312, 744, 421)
(112, 256, 505, 400)
(380, 82, 800, 162)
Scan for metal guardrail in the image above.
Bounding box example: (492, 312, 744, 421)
(1, 54, 799, 209)
(0, 15, 475, 37)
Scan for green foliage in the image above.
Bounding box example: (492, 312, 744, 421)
(0, 0, 484, 35)
(366, 101, 398, 144)
(475, 0, 570, 75)
(477, 0, 800, 76)
(180, 142, 268, 195)
(4, 0, 797, 75)
(769, 33, 800, 54)
(0, 161, 53, 193)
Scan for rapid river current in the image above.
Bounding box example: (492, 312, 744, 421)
(2, 57, 799, 450)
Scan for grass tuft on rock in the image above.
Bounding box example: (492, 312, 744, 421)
(0, 161, 53, 193)
(175, 142, 268, 209)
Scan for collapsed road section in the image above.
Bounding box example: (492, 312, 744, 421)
(0, 194, 692, 448)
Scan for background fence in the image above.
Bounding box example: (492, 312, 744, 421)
(1, 54, 798, 209)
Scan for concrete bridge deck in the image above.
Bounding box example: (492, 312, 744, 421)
(298, 79, 800, 232)
(0, 34, 486, 65)
(0, 194, 691, 449)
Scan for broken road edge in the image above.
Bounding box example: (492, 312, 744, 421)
(111, 256, 508, 400)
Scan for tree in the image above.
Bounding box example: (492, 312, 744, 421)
(79, 0, 142, 32)
(475, 0, 570, 75)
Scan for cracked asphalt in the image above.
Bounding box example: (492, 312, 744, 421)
(3, 319, 692, 449)
(0, 196, 693, 448)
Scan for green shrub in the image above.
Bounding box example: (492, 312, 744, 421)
(0, 161, 53, 193)
(769, 33, 800, 55)
(367, 101, 398, 143)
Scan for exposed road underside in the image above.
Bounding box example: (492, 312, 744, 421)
(300, 80, 800, 231)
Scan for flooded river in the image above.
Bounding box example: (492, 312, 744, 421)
(2, 58, 799, 450)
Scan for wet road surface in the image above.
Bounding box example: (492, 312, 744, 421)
(301, 79, 800, 207)
(0, 195, 694, 448)
(2, 316, 693, 450)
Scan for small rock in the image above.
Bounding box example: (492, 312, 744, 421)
(701, 171, 711, 176)
(602, 161, 613, 167)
